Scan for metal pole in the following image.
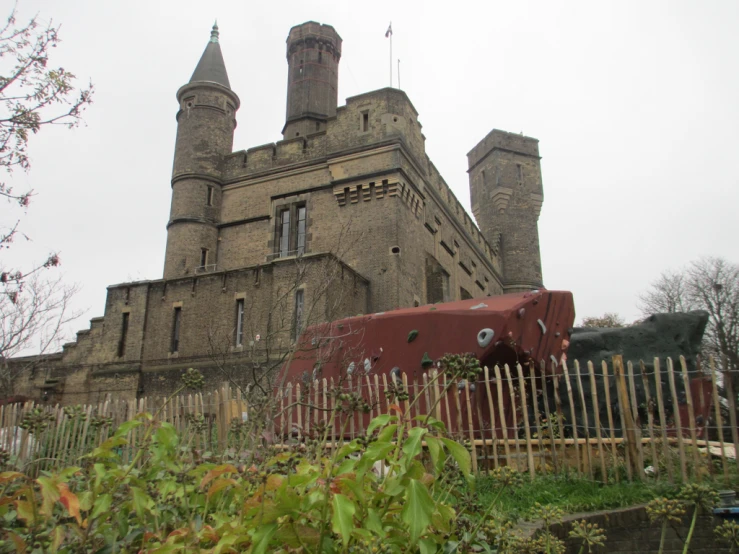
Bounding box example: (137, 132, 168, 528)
(389, 32, 393, 87)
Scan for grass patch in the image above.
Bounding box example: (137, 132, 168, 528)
(474, 473, 727, 522)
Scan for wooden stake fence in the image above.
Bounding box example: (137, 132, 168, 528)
(1, 357, 735, 483)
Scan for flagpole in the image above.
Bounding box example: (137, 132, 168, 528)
(389, 29, 393, 87)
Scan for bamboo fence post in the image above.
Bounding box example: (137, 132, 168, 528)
(323, 378, 329, 430)
(639, 361, 659, 478)
(494, 365, 511, 468)
(540, 362, 558, 472)
(422, 373, 432, 421)
(601, 360, 619, 482)
(352, 375, 365, 436)
(401, 372, 412, 433)
(474, 384, 490, 471)
(483, 366, 499, 468)
(694, 363, 711, 476)
(587, 361, 607, 482)
(653, 358, 674, 483)
(503, 364, 522, 471)
(314, 379, 320, 428)
(553, 372, 567, 473)
(613, 355, 638, 481)
(516, 363, 536, 479)
(296, 383, 303, 441)
(381, 374, 389, 416)
(463, 380, 478, 474)
(679, 356, 701, 480)
(412, 374, 421, 423)
(286, 383, 294, 442)
(562, 361, 581, 477)
(453, 375, 464, 440)
(529, 362, 544, 463)
(442, 373, 453, 434)
(721, 357, 739, 474)
(574, 360, 594, 480)
(666, 357, 688, 481)
(374, 374, 382, 417)
(278, 386, 285, 447)
(330, 378, 337, 447)
(710, 357, 730, 484)
(433, 369, 443, 423)
(626, 361, 645, 480)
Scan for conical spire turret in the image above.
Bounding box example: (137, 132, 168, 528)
(189, 22, 230, 88)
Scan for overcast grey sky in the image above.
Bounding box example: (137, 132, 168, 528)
(4, 0, 739, 346)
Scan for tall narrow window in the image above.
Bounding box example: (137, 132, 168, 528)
(278, 209, 290, 257)
(118, 312, 129, 358)
(293, 289, 304, 342)
(517, 164, 523, 184)
(296, 206, 307, 255)
(171, 307, 182, 352)
(362, 111, 369, 132)
(235, 299, 245, 347)
(200, 248, 208, 268)
(206, 186, 214, 206)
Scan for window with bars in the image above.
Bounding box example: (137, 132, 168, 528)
(118, 312, 129, 358)
(275, 204, 308, 258)
(293, 289, 304, 342)
(235, 299, 245, 347)
(171, 307, 182, 352)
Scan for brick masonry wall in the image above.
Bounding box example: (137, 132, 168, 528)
(536, 505, 733, 554)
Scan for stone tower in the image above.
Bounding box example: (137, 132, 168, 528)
(282, 22, 342, 140)
(163, 23, 240, 279)
(467, 130, 544, 293)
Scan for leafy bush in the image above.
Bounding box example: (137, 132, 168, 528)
(0, 406, 524, 553)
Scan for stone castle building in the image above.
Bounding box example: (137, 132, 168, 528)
(12, 22, 545, 404)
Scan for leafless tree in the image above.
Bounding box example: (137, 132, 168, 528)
(0, 273, 81, 396)
(639, 257, 739, 372)
(0, 4, 94, 296)
(206, 221, 361, 397)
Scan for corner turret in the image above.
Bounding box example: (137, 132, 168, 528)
(467, 130, 544, 293)
(282, 22, 342, 140)
(164, 23, 240, 279)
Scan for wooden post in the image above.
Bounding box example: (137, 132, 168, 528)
(639, 361, 659, 479)
(516, 363, 536, 479)
(494, 365, 511, 467)
(710, 357, 730, 484)
(679, 356, 702, 480)
(562, 361, 581, 476)
(653, 358, 674, 483)
(504, 364, 521, 471)
(626, 361, 645, 480)
(613, 355, 639, 481)
(721, 357, 739, 474)
(529, 362, 545, 465)
(484, 366, 499, 468)
(540, 361, 558, 473)
(574, 360, 594, 480)
(588, 361, 607, 483)
(553, 371, 567, 474)
(666, 357, 688, 481)
(601, 360, 619, 482)
(464, 380, 478, 474)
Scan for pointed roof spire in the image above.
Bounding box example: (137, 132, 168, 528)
(189, 22, 231, 89)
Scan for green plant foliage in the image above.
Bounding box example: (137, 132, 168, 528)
(407, 330, 419, 343)
(0, 408, 525, 553)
